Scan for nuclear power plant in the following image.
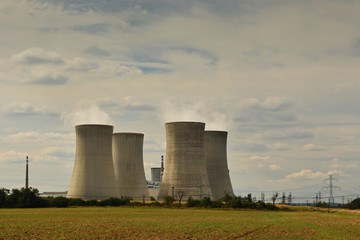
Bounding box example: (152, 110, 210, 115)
(67, 124, 119, 200)
(67, 121, 234, 201)
(204, 131, 234, 200)
(112, 132, 149, 199)
(158, 122, 213, 200)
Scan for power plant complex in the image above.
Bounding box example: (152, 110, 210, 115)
(67, 122, 234, 201)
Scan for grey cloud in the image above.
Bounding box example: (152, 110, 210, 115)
(144, 139, 157, 145)
(31, 75, 68, 85)
(265, 129, 314, 140)
(48, 150, 74, 159)
(98, 101, 120, 110)
(38, 27, 59, 33)
(139, 66, 172, 74)
(124, 104, 157, 112)
(36, 0, 270, 17)
(234, 97, 298, 127)
(72, 23, 111, 35)
(84, 46, 110, 57)
(246, 143, 269, 152)
(231, 143, 269, 152)
(3, 104, 37, 116)
(2, 102, 60, 117)
(171, 47, 218, 65)
(352, 38, 360, 56)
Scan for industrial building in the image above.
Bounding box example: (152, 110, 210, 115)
(112, 132, 149, 199)
(67, 124, 120, 200)
(204, 130, 234, 200)
(158, 122, 213, 200)
(151, 167, 161, 182)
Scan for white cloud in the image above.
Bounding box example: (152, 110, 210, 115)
(269, 164, 281, 171)
(285, 169, 327, 181)
(269, 143, 290, 151)
(0, 151, 27, 163)
(2, 131, 73, 144)
(302, 143, 326, 151)
(10, 47, 64, 65)
(250, 155, 270, 161)
(330, 158, 358, 169)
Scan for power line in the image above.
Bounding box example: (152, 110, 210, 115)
(322, 174, 340, 205)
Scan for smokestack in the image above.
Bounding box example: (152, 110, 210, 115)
(158, 122, 213, 200)
(160, 155, 164, 182)
(204, 131, 234, 200)
(67, 124, 119, 200)
(25, 156, 29, 189)
(112, 132, 149, 199)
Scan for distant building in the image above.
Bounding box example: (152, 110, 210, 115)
(151, 167, 161, 182)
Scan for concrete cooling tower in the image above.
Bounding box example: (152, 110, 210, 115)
(158, 122, 213, 200)
(204, 131, 234, 200)
(112, 133, 149, 199)
(67, 124, 119, 200)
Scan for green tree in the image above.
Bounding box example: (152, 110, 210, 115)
(7, 187, 45, 208)
(0, 188, 10, 207)
(163, 195, 174, 206)
(349, 198, 360, 209)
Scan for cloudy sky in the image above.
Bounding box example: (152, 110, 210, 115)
(1, 0, 359, 202)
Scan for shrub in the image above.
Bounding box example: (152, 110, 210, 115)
(187, 197, 201, 207)
(230, 196, 242, 209)
(51, 197, 70, 207)
(348, 198, 360, 209)
(99, 197, 131, 206)
(69, 198, 86, 206)
(201, 197, 212, 208)
(211, 200, 224, 208)
(163, 196, 174, 206)
(149, 201, 161, 207)
(86, 199, 99, 206)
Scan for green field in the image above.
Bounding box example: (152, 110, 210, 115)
(0, 207, 359, 239)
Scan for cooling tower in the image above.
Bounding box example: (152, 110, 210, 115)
(204, 131, 234, 200)
(158, 122, 213, 200)
(112, 133, 149, 199)
(67, 124, 119, 200)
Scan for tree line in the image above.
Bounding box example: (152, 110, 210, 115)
(1, 187, 360, 209)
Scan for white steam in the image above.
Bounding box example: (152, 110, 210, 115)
(160, 101, 229, 130)
(61, 101, 112, 126)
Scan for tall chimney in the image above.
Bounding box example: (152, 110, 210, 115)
(160, 155, 164, 182)
(25, 156, 29, 189)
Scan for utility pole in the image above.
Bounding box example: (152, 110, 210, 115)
(323, 174, 340, 206)
(282, 192, 286, 204)
(25, 156, 29, 189)
(287, 192, 292, 205)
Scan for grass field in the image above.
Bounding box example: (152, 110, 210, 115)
(0, 207, 359, 240)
